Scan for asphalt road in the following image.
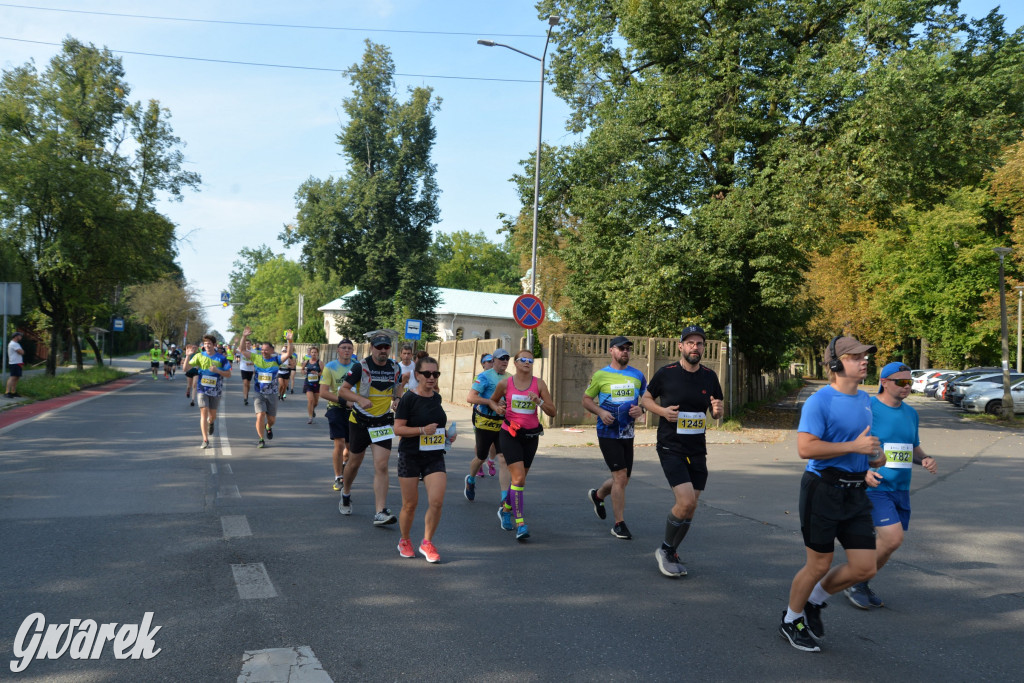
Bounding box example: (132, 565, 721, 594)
(1, 367, 1022, 681)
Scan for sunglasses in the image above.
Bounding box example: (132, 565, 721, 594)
(373, 344, 391, 350)
(516, 357, 535, 364)
(418, 371, 441, 379)
(495, 355, 510, 361)
(886, 378, 912, 387)
(614, 345, 633, 351)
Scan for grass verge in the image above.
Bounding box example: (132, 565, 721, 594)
(713, 377, 806, 431)
(960, 412, 1023, 427)
(15, 366, 129, 401)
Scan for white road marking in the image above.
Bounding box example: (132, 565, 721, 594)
(211, 464, 218, 474)
(231, 563, 278, 599)
(222, 463, 233, 474)
(238, 646, 332, 682)
(218, 485, 241, 499)
(221, 515, 252, 539)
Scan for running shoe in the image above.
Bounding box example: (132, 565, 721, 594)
(487, 459, 497, 477)
(339, 495, 352, 515)
(265, 426, 273, 440)
(515, 524, 530, 540)
(207, 421, 215, 435)
(655, 547, 686, 577)
(803, 601, 826, 641)
(200, 440, 210, 449)
(190, 400, 195, 407)
(477, 467, 485, 478)
(373, 508, 397, 526)
(464, 475, 476, 501)
(257, 439, 266, 449)
(332, 477, 343, 492)
(307, 417, 313, 425)
(497, 506, 514, 531)
(185, 389, 190, 398)
(418, 539, 441, 563)
(312, 410, 316, 418)
(244, 398, 248, 406)
(397, 538, 415, 558)
(861, 582, 883, 607)
(588, 488, 607, 519)
(778, 615, 821, 652)
(844, 582, 880, 609)
(611, 521, 632, 539)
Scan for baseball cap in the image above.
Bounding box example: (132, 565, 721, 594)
(609, 335, 632, 348)
(879, 361, 911, 378)
(823, 336, 877, 365)
(492, 348, 510, 360)
(680, 325, 706, 341)
(481, 354, 493, 363)
(370, 334, 391, 347)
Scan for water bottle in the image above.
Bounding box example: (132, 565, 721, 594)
(445, 421, 457, 449)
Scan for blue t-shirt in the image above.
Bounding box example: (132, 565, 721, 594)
(251, 354, 283, 395)
(584, 365, 647, 439)
(868, 397, 920, 491)
(472, 369, 507, 417)
(798, 385, 873, 474)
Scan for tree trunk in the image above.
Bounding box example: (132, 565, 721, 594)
(920, 337, 930, 370)
(84, 332, 104, 367)
(46, 320, 60, 376)
(72, 326, 84, 371)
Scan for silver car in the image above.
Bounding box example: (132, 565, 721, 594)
(962, 378, 1024, 415)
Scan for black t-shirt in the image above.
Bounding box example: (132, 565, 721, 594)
(395, 390, 448, 456)
(647, 362, 723, 456)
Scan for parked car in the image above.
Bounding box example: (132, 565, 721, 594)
(962, 378, 1024, 414)
(944, 372, 988, 403)
(924, 372, 960, 398)
(950, 373, 1024, 407)
(911, 370, 953, 393)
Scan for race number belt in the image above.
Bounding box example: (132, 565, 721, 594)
(473, 410, 503, 432)
(676, 411, 706, 435)
(883, 442, 913, 469)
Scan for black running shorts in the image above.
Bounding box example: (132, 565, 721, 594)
(656, 446, 708, 490)
(799, 471, 876, 553)
(599, 437, 634, 477)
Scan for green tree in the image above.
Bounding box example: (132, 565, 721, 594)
(284, 41, 441, 338)
(234, 257, 304, 342)
(0, 37, 199, 374)
(430, 230, 520, 293)
(227, 245, 275, 332)
(127, 277, 207, 348)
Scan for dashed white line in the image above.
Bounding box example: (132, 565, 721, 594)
(221, 515, 252, 539)
(222, 463, 233, 474)
(211, 464, 218, 475)
(231, 563, 278, 599)
(218, 485, 241, 499)
(238, 646, 333, 682)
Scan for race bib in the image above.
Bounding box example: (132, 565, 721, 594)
(419, 427, 446, 451)
(475, 415, 503, 431)
(510, 397, 535, 414)
(884, 442, 913, 469)
(676, 411, 706, 435)
(369, 425, 394, 443)
(306, 372, 319, 383)
(200, 375, 218, 388)
(258, 372, 273, 384)
(609, 382, 635, 402)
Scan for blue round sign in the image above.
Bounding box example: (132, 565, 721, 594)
(513, 294, 545, 329)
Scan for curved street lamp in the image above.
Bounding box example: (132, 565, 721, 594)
(478, 14, 560, 351)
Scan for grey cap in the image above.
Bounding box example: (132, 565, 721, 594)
(492, 348, 511, 359)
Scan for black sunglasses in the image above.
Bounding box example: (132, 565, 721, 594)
(495, 355, 510, 361)
(373, 344, 391, 350)
(885, 378, 912, 387)
(418, 371, 441, 379)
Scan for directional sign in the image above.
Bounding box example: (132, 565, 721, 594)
(405, 319, 423, 340)
(513, 294, 545, 330)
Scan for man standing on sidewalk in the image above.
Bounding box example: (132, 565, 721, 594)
(583, 336, 647, 540)
(778, 335, 885, 653)
(6, 331, 24, 398)
(845, 361, 937, 609)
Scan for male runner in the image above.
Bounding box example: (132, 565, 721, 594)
(5, 331, 24, 398)
(583, 336, 647, 540)
(464, 348, 511, 510)
(337, 333, 402, 525)
(845, 361, 937, 609)
(778, 335, 884, 653)
(398, 343, 416, 393)
(184, 335, 232, 449)
(149, 341, 164, 380)
(237, 340, 255, 406)
(641, 325, 724, 577)
(168, 344, 182, 378)
(320, 338, 356, 494)
(238, 326, 294, 448)
(163, 344, 177, 380)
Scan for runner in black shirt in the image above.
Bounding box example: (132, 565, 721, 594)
(641, 325, 724, 578)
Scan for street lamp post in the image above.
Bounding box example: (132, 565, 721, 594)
(993, 247, 1013, 419)
(478, 14, 560, 352)
(1016, 284, 1023, 374)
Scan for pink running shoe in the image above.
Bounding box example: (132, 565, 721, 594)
(487, 459, 497, 477)
(418, 539, 441, 563)
(477, 467, 485, 478)
(397, 538, 415, 558)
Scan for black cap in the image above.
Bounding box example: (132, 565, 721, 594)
(370, 334, 391, 347)
(609, 336, 632, 348)
(680, 325, 706, 341)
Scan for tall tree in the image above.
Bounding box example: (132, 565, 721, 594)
(227, 245, 275, 332)
(430, 230, 520, 294)
(0, 38, 199, 374)
(283, 41, 441, 338)
(127, 277, 206, 348)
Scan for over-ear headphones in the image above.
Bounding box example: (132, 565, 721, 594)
(826, 335, 844, 374)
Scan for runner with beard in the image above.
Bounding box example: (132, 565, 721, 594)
(641, 325, 724, 578)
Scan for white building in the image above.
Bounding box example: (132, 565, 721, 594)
(317, 288, 525, 345)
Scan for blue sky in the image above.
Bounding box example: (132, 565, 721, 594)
(1, 1, 1020, 336)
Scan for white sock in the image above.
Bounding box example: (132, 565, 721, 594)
(785, 608, 803, 624)
(808, 582, 831, 606)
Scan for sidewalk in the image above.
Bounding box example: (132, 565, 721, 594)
(0, 357, 147, 409)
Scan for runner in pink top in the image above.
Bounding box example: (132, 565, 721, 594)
(488, 349, 556, 541)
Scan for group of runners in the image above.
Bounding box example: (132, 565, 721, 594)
(167, 324, 937, 649)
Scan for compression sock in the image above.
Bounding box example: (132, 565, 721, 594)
(510, 485, 525, 525)
(502, 487, 513, 511)
(664, 513, 687, 549)
(671, 517, 693, 549)
(809, 582, 831, 605)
